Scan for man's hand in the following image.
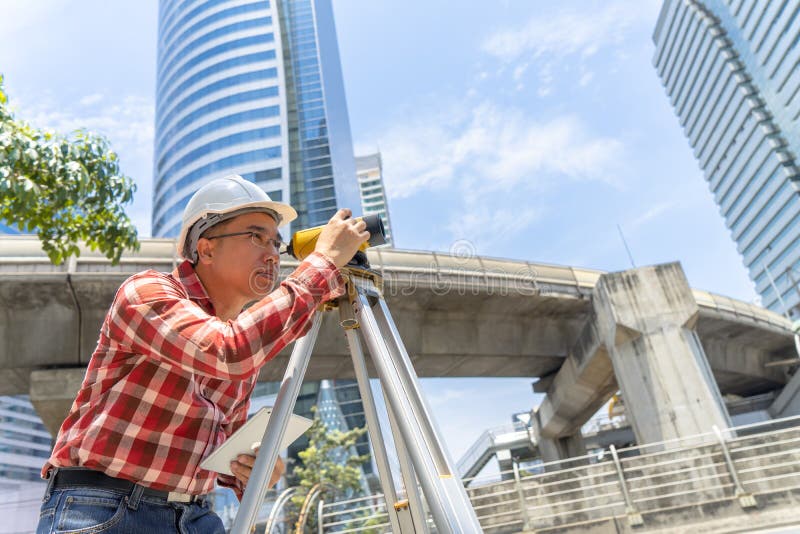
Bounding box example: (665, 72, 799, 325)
(314, 208, 370, 268)
(230, 448, 285, 489)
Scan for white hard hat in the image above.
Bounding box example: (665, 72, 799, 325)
(177, 174, 297, 262)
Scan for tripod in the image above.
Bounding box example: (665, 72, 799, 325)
(231, 263, 484, 533)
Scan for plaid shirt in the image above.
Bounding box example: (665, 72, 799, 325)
(43, 252, 344, 497)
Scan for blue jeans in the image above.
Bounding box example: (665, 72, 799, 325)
(36, 484, 226, 534)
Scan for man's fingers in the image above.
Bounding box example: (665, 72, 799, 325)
(236, 454, 255, 467)
(269, 456, 285, 487)
(230, 460, 250, 485)
(332, 208, 351, 221)
(231, 454, 285, 488)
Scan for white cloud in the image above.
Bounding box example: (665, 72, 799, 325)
(11, 92, 155, 235)
(446, 206, 540, 251)
(630, 201, 675, 230)
(79, 93, 105, 107)
(512, 62, 529, 81)
(0, 1, 68, 37)
(425, 388, 468, 408)
(378, 101, 624, 201)
(375, 99, 624, 249)
(481, 1, 660, 62)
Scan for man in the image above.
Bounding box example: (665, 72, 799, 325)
(36, 174, 369, 533)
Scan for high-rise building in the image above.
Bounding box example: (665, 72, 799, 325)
(0, 396, 51, 486)
(356, 152, 394, 247)
(152, 0, 373, 523)
(653, 0, 800, 315)
(0, 396, 53, 529)
(153, 0, 360, 237)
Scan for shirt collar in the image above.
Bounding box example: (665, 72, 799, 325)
(173, 260, 211, 303)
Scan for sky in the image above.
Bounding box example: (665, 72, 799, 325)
(0, 1, 761, 475)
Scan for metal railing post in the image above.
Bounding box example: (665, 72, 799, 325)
(712, 425, 757, 508)
(512, 459, 532, 530)
(609, 445, 643, 527)
(318, 498, 324, 534)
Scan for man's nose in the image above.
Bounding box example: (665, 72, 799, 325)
(263, 246, 280, 264)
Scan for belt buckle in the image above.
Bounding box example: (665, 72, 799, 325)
(167, 491, 193, 503)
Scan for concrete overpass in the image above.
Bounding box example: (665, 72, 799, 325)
(0, 236, 795, 437)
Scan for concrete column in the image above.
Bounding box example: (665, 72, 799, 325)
(770, 369, 800, 418)
(593, 263, 731, 445)
(29, 368, 86, 437)
(496, 449, 514, 481)
(532, 409, 586, 465)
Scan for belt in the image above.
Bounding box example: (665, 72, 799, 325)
(48, 468, 205, 504)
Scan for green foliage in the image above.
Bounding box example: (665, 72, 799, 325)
(288, 406, 370, 532)
(0, 74, 139, 264)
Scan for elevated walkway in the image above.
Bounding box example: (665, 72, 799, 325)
(458, 422, 534, 480)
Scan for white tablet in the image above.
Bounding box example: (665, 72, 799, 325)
(200, 407, 313, 476)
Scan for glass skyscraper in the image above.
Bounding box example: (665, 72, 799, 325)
(654, 0, 800, 315)
(153, 0, 372, 522)
(356, 152, 394, 247)
(153, 0, 360, 237)
(0, 396, 52, 529)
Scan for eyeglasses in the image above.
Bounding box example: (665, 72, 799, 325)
(205, 231, 287, 254)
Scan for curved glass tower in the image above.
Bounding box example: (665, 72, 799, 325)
(153, 0, 359, 237)
(654, 0, 800, 316)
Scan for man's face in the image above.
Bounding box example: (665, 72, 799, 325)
(198, 211, 282, 302)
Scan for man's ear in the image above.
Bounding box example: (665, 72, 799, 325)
(196, 238, 215, 265)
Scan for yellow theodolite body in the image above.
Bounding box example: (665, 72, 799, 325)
(286, 214, 386, 261)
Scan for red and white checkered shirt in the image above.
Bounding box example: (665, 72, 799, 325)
(43, 252, 344, 497)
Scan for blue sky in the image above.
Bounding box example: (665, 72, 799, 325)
(0, 1, 760, 471)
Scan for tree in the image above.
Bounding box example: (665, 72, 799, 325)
(288, 407, 371, 532)
(0, 74, 139, 265)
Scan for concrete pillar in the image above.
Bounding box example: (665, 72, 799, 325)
(496, 449, 514, 481)
(532, 409, 586, 465)
(593, 263, 731, 445)
(29, 368, 86, 437)
(770, 369, 800, 418)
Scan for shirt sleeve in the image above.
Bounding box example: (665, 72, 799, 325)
(107, 252, 345, 380)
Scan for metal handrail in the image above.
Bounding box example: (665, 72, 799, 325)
(316, 414, 800, 532)
(739, 458, 800, 476)
(322, 493, 386, 508)
(729, 434, 800, 454)
(521, 476, 619, 499)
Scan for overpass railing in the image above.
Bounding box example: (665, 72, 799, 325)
(316, 414, 800, 533)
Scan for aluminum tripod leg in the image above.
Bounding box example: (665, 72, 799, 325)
(352, 280, 484, 533)
(372, 298, 480, 531)
(231, 313, 323, 534)
(384, 391, 430, 533)
(338, 298, 405, 533)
